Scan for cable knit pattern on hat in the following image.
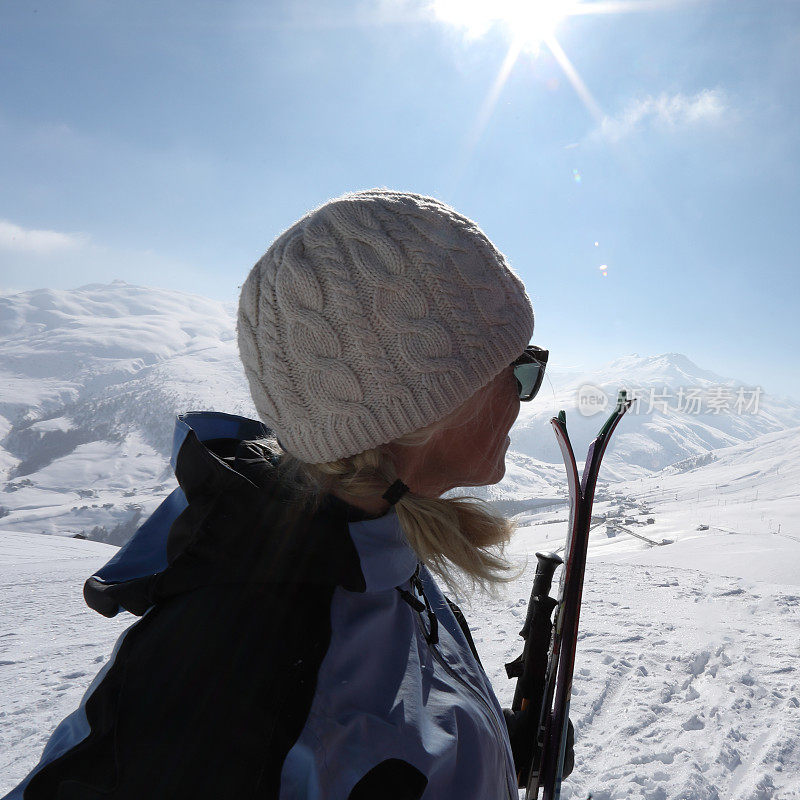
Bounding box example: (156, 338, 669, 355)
(237, 189, 534, 463)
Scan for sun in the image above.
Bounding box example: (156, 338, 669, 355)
(434, 0, 684, 175)
(430, 0, 578, 52)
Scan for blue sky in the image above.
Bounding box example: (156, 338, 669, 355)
(1, 0, 799, 398)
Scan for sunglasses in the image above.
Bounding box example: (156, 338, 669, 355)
(512, 345, 549, 402)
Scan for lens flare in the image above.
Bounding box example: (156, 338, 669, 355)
(429, 0, 578, 51)
(572, 168, 582, 184)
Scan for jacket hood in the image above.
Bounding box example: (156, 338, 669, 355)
(84, 411, 370, 618)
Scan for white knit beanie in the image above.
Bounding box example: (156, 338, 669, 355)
(237, 189, 534, 464)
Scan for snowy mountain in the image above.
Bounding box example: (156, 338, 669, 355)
(1, 281, 798, 544)
(2, 282, 799, 798)
(0, 282, 257, 543)
(513, 353, 800, 481)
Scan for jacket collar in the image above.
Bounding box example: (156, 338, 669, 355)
(347, 510, 419, 592)
(184, 417, 422, 594)
(86, 411, 422, 618)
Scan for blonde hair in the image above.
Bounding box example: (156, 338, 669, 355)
(277, 384, 518, 596)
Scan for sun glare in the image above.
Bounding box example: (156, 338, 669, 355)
(430, 0, 578, 51)
(434, 0, 687, 176)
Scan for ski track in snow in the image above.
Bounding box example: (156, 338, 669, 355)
(469, 560, 800, 800)
(2, 532, 799, 799)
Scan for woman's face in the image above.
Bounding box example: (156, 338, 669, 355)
(414, 366, 521, 495)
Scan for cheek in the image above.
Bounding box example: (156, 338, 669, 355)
(498, 376, 521, 431)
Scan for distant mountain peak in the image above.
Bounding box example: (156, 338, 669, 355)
(596, 352, 729, 387)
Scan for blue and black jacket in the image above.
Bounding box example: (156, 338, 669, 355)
(5, 412, 527, 800)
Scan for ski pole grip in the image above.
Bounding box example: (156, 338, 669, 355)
(533, 552, 563, 600)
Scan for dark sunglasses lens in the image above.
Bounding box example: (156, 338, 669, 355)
(514, 363, 543, 401)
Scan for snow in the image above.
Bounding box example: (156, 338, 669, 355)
(23, 416, 72, 434)
(483, 422, 800, 798)
(3, 420, 800, 797)
(470, 562, 800, 800)
(0, 533, 131, 787)
(2, 282, 799, 544)
(1, 281, 800, 797)
(602, 530, 800, 586)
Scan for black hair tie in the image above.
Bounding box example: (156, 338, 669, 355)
(382, 479, 410, 506)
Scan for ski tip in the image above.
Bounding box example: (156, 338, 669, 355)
(595, 389, 632, 439)
(558, 409, 566, 425)
(616, 389, 632, 412)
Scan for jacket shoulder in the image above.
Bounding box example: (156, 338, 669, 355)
(24, 581, 336, 799)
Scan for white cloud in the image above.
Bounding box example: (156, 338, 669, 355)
(0, 220, 89, 255)
(595, 89, 730, 143)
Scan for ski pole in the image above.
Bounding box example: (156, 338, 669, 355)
(505, 551, 563, 787)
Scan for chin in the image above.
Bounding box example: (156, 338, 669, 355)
(460, 451, 508, 489)
(483, 460, 507, 486)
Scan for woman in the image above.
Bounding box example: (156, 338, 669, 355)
(6, 190, 557, 799)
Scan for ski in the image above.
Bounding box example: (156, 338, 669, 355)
(507, 390, 631, 799)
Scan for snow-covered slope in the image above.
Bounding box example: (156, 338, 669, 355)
(0, 533, 131, 787)
(510, 423, 800, 584)
(484, 424, 800, 798)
